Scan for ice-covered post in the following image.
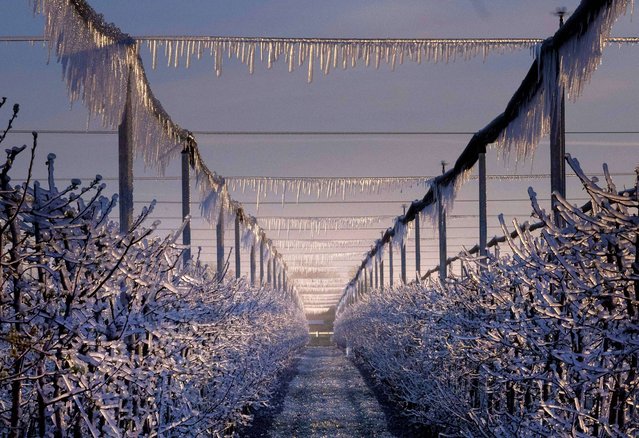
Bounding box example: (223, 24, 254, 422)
(259, 238, 265, 285)
(438, 161, 448, 282)
(181, 144, 192, 266)
(478, 145, 488, 270)
(415, 211, 421, 279)
(374, 257, 379, 289)
(216, 205, 225, 279)
(283, 269, 287, 293)
(363, 267, 368, 293)
(368, 265, 373, 291)
(118, 65, 134, 234)
(388, 240, 394, 287)
(551, 8, 567, 226)
(234, 211, 241, 279)
(273, 257, 278, 289)
(379, 233, 385, 289)
(400, 206, 407, 284)
(250, 242, 256, 286)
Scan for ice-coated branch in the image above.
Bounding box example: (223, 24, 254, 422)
(340, 0, 632, 308)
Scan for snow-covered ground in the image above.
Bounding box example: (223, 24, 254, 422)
(264, 347, 392, 437)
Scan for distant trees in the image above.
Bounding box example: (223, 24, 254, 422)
(335, 156, 639, 436)
(0, 101, 308, 437)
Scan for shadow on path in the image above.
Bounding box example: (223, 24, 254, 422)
(244, 346, 394, 437)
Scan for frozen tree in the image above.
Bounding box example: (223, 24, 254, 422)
(335, 156, 638, 437)
(0, 101, 308, 437)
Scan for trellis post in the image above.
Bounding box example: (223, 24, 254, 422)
(234, 212, 241, 279)
(379, 233, 385, 288)
(415, 211, 421, 279)
(259, 238, 265, 285)
(273, 257, 278, 289)
(283, 270, 287, 293)
(438, 161, 448, 282)
(551, 9, 567, 226)
(250, 243, 256, 286)
(389, 241, 394, 287)
(400, 205, 407, 284)
(118, 66, 133, 234)
(181, 145, 191, 266)
(369, 265, 373, 291)
(374, 257, 379, 289)
(479, 147, 488, 271)
(216, 206, 225, 279)
(363, 268, 368, 293)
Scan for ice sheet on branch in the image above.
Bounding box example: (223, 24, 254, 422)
(142, 37, 541, 82)
(32, 0, 188, 174)
(495, 0, 632, 160)
(343, 0, 632, 296)
(275, 239, 373, 250)
(284, 251, 365, 263)
(227, 176, 429, 205)
(258, 216, 387, 235)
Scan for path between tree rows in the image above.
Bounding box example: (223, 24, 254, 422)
(248, 346, 394, 437)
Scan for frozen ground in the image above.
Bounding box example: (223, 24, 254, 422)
(254, 346, 394, 437)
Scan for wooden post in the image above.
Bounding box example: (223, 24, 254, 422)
(479, 149, 488, 269)
(389, 241, 394, 287)
(181, 146, 191, 266)
(250, 243, 256, 286)
(438, 162, 448, 282)
(216, 207, 225, 279)
(400, 206, 407, 284)
(415, 212, 421, 279)
(118, 67, 133, 234)
(234, 213, 241, 279)
(259, 239, 265, 285)
(267, 254, 272, 285)
(551, 12, 566, 226)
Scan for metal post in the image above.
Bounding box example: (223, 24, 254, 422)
(250, 243, 256, 286)
(181, 146, 191, 266)
(234, 213, 241, 279)
(118, 67, 133, 234)
(216, 207, 225, 279)
(389, 241, 394, 287)
(273, 257, 278, 289)
(479, 149, 488, 269)
(415, 212, 421, 279)
(379, 232, 385, 288)
(363, 268, 368, 293)
(401, 206, 407, 284)
(259, 239, 265, 285)
(369, 266, 373, 291)
(283, 270, 287, 293)
(438, 161, 448, 282)
(551, 9, 566, 226)
(374, 257, 379, 289)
